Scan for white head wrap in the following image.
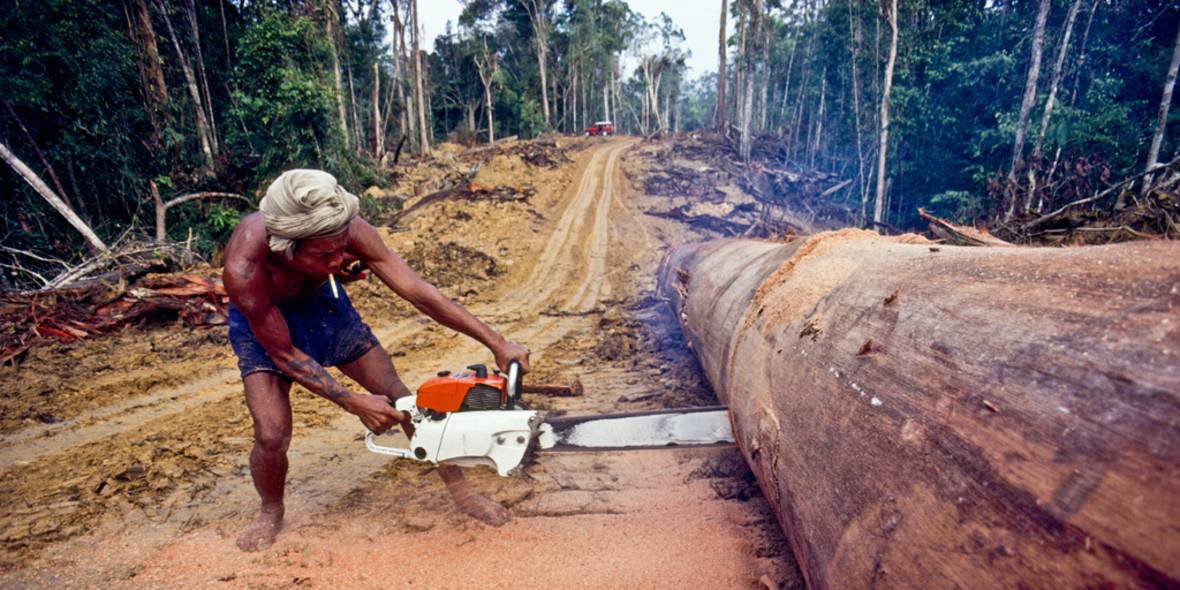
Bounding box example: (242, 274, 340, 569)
(259, 169, 360, 258)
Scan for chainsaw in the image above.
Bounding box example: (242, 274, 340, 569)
(364, 361, 734, 478)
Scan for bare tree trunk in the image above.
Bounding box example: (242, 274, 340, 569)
(412, 0, 429, 154)
(778, 27, 798, 127)
(715, 0, 728, 129)
(1005, 0, 1051, 219)
(734, 0, 747, 134)
(347, 66, 363, 151)
(402, 15, 417, 152)
(157, 0, 214, 168)
(183, 0, 218, 154)
(1140, 17, 1180, 193)
(474, 39, 498, 143)
(0, 141, 108, 254)
(848, 0, 868, 220)
(604, 84, 610, 125)
(217, 0, 230, 68)
(740, 0, 762, 162)
(1026, 0, 1082, 213)
(1032, 0, 1082, 162)
(132, 0, 169, 152)
(519, 0, 550, 127)
(374, 62, 383, 160)
(326, 5, 351, 151)
(392, 1, 410, 147)
(874, 0, 898, 225)
(758, 15, 770, 133)
(809, 67, 826, 167)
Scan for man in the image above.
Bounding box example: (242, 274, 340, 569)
(222, 169, 530, 552)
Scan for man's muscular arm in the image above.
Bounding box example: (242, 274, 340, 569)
(346, 218, 531, 374)
(222, 215, 403, 433)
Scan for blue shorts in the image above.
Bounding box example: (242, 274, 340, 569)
(228, 281, 380, 381)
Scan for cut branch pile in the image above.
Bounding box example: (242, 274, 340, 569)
(1, 275, 228, 366)
(638, 131, 856, 237)
(453, 135, 572, 169)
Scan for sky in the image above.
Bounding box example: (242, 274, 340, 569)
(412, 0, 727, 81)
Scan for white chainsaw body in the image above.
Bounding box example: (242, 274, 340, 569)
(365, 395, 542, 477)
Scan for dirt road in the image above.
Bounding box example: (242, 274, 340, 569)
(0, 137, 801, 589)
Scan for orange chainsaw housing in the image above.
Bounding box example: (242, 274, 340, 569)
(415, 365, 508, 413)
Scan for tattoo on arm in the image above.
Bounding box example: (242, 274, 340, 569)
(288, 357, 351, 402)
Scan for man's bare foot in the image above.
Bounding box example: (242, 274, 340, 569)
(438, 464, 510, 526)
(237, 506, 284, 551)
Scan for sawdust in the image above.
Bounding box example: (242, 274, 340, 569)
(749, 228, 930, 331)
(0, 136, 803, 589)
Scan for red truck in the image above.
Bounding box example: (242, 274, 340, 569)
(584, 121, 613, 136)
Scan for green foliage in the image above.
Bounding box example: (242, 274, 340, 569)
(227, 10, 342, 177)
(3, 0, 1180, 286)
(1, 0, 158, 266)
(929, 190, 987, 224)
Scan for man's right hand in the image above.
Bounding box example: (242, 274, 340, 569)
(342, 393, 406, 434)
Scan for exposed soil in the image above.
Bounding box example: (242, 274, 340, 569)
(0, 136, 803, 590)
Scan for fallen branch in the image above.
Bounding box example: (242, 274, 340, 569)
(1021, 154, 1180, 232)
(0, 140, 109, 254)
(152, 181, 253, 242)
(458, 135, 519, 156)
(918, 208, 1015, 247)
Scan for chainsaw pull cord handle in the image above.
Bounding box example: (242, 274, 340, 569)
(506, 360, 521, 410)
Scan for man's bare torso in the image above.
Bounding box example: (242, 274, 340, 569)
(224, 212, 360, 306)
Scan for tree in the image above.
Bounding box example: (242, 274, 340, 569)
(157, 0, 216, 169)
(1142, 16, 1180, 191)
(0, 140, 108, 254)
(716, 0, 728, 129)
(412, 0, 430, 153)
(874, 0, 899, 225)
(517, 0, 554, 127)
(1005, 0, 1052, 219)
(739, 0, 765, 162)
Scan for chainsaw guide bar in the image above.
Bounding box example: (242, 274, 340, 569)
(364, 362, 735, 478)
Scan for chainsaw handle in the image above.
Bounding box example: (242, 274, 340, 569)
(506, 360, 522, 409)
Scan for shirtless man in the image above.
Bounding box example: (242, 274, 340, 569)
(222, 169, 530, 551)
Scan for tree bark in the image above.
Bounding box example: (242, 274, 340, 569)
(392, 0, 409, 145)
(519, 0, 551, 127)
(715, 0, 728, 129)
(156, 0, 215, 168)
(874, 0, 898, 224)
(1028, 0, 1083, 212)
(374, 61, 383, 159)
(326, 4, 351, 151)
(1032, 0, 1082, 162)
(0, 141, 108, 254)
(474, 38, 498, 143)
(183, 0, 218, 154)
(848, 0, 868, 218)
(740, 0, 763, 162)
(659, 231, 1180, 590)
(1141, 16, 1180, 192)
(1005, 0, 1051, 219)
(412, 0, 430, 154)
(131, 0, 169, 152)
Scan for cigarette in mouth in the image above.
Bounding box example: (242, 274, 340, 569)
(329, 274, 339, 298)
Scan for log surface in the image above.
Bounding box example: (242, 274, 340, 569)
(658, 230, 1180, 589)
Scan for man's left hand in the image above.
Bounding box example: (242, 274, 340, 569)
(493, 341, 531, 375)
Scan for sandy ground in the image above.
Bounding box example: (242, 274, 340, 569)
(0, 136, 803, 590)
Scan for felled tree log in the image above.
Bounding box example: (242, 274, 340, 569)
(658, 229, 1180, 589)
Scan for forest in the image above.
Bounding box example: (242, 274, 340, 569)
(1, 0, 1179, 292)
